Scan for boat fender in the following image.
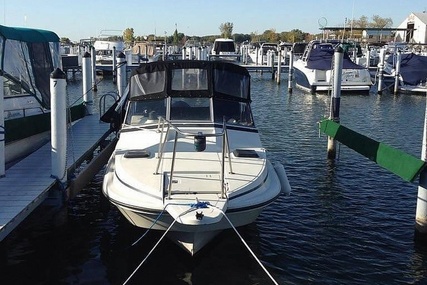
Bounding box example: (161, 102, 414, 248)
(273, 162, 291, 195)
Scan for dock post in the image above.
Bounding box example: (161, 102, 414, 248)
(276, 47, 282, 84)
(0, 75, 4, 177)
(188, 46, 193, 61)
(117, 52, 127, 98)
(270, 51, 275, 80)
(182, 46, 186, 60)
(327, 46, 343, 159)
(393, 50, 401, 95)
(288, 47, 294, 93)
(416, 95, 427, 235)
(82, 52, 93, 115)
(197, 47, 202, 60)
(255, 47, 259, 65)
(377, 48, 385, 95)
(112, 46, 117, 84)
(365, 46, 371, 69)
(91, 46, 97, 92)
(50, 68, 68, 185)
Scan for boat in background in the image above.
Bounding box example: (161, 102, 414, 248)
(102, 60, 291, 255)
(210, 38, 240, 61)
(383, 52, 427, 93)
(1, 25, 86, 167)
(293, 40, 372, 94)
(94, 35, 126, 72)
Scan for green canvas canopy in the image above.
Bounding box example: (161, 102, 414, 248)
(0, 25, 59, 43)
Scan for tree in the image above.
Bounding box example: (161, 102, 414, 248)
(370, 15, 393, 28)
(60, 37, 71, 44)
(351, 15, 369, 28)
(262, 29, 279, 42)
(219, 22, 233, 38)
(123, 28, 134, 43)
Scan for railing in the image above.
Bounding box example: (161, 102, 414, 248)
(154, 117, 233, 199)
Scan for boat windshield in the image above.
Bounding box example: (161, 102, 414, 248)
(170, 97, 210, 121)
(125, 99, 166, 125)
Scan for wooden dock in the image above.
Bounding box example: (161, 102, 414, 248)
(0, 114, 114, 242)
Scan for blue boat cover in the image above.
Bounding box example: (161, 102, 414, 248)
(306, 48, 365, 70)
(386, 53, 427, 85)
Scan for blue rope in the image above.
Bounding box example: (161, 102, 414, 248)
(189, 201, 210, 208)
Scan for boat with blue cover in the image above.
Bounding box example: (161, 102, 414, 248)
(293, 40, 372, 94)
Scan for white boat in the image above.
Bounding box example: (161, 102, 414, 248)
(210, 38, 240, 61)
(93, 32, 126, 72)
(1, 25, 86, 167)
(102, 60, 291, 255)
(293, 40, 372, 93)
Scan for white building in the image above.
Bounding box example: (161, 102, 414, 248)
(395, 12, 427, 44)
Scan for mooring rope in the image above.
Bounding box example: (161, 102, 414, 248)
(123, 202, 280, 285)
(209, 205, 280, 285)
(122, 205, 199, 285)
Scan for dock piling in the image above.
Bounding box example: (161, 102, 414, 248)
(416, 95, 427, 235)
(91, 46, 98, 92)
(394, 50, 401, 95)
(288, 48, 294, 93)
(377, 48, 385, 95)
(112, 46, 117, 84)
(276, 48, 282, 84)
(117, 52, 127, 98)
(50, 68, 68, 185)
(82, 52, 93, 115)
(327, 46, 343, 159)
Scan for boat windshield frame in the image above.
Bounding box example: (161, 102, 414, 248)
(124, 60, 254, 127)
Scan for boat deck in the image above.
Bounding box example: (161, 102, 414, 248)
(0, 114, 111, 242)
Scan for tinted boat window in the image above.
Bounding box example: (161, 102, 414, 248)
(171, 68, 208, 91)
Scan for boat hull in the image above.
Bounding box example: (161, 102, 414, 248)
(111, 199, 268, 255)
(293, 64, 372, 94)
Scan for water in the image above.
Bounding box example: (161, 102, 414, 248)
(1, 72, 427, 284)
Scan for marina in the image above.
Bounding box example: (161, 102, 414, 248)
(1, 70, 427, 284)
(1, 6, 427, 284)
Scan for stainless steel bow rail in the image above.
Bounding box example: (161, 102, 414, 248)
(154, 117, 233, 199)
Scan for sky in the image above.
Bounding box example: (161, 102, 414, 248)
(1, 0, 426, 42)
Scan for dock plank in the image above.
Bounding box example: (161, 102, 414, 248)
(0, 115, 111, 241)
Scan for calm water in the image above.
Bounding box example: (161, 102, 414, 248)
(1, 71, 427, 285)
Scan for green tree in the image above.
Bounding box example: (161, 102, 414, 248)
(370, 15, 393, 28)
(123, 28, 134, 43)
(60, 37, 71, 44)
(219, 22, 233, 38)
(351, 15, 369, 28)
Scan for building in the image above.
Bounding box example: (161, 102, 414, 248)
(395, 12, 427, 44)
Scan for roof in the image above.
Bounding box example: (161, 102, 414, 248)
(413, 12, 427, 25)
(0, 25, 59, 43)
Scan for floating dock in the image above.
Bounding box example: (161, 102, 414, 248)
(0, 114, 114, 242)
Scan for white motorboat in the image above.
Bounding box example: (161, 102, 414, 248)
(102, 60, 291, 255)
(293, 40, 372, 94)
(210, 38, 240, 61)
